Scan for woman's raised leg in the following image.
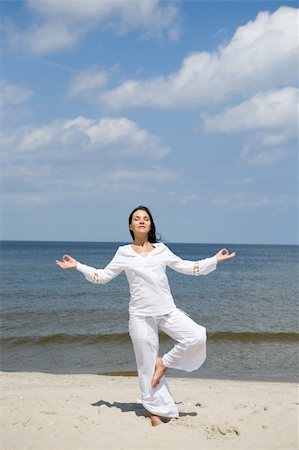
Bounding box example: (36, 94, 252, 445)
(159, 308, 207, 373)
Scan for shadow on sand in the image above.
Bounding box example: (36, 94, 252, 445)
(91, 399, 197, 418)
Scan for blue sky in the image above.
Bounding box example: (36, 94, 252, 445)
(1, 0, 298, 244)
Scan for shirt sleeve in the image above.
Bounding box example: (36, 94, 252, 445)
(164, 246, 217, 276)
(76, 248, 123, 284)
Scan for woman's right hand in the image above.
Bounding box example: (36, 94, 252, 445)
(56, 254, 78, 270)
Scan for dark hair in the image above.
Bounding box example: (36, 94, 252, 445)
(128, 205, 160, 243)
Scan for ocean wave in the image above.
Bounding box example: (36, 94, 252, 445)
(208, 331, 299, 342)
(0, 332, 130, 346)
(1, 331, 298, 346)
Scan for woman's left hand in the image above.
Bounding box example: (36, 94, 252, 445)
(215, 248, 236, 262)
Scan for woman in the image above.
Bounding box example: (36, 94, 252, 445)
(56, 205, 235, 426)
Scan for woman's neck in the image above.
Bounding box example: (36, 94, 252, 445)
(133, 238, 149, 247)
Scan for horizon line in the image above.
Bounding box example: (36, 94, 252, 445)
(0, 239, 298, 247)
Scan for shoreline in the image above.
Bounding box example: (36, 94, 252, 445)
(1, 371, 298, 450)
(1, 369, 298, 384)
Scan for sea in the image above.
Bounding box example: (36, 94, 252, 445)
(1, 241, 298, 382)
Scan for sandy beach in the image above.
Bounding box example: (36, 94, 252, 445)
(0, 371, 298, 450)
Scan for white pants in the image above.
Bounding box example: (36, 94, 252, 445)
(129, 308, 207, 418)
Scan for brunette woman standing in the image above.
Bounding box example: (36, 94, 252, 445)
(56, 206, 235, 426)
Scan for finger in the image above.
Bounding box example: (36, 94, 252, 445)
(220, 248, 229, 255)
(225, 252, 236, 259)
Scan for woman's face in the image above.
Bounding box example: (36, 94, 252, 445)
(130, 209, 151, 238)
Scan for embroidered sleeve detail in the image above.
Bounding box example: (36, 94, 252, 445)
(193, 262, 200, 276)
(93, 271, 100, 283)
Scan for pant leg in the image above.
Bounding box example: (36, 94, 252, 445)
(129, 314, 179, 418)
(159, 308, 207, 372)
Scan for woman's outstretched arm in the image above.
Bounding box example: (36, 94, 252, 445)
(165, 245, 236, 276)
(56, 249, 124, 284)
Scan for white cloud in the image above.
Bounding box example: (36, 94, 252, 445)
(1, 191, 46, 205)
(4, 0, 180, 56)
(3, 19, 80, 55)
(201, 87, 298, 134)
(95, 6, 297, 110)
(26, 21, 79, 55)
(212, 192, 296, 210)
(63, 116, 170, 159)
(201, 87, 298, 166)
(164, 191, 203, 205)
(111, 168, 179, 182)
(0, 79, 32, 116)
(1, 116, 169, 160)
(20, 124, 59, 153)
(240, 140, 295, 166)
(28, 0, 179, 38)
(1, 115, 174, 204)
(68, 69, 108, 98)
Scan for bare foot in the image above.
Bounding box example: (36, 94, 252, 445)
(149, 412, 164, 427)
(151, 357, 167, 388)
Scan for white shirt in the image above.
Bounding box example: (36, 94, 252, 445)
(77, 243, 217, 317)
